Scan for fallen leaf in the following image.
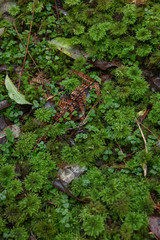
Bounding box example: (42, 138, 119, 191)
(0, 65, 7, 72)
(0, 100, 11, 110)
(100, 74, 113, 82)
(5, 75, 32, 105)
(0, 125, 20, 139)
(0, 27, 5, 36)
(92, 59, 121, 70)
(142, 162, 147, 177)
(148, 215, 160, 240)
(49, 37, 89, 59)
(31, 72, 50, 85)
(137, 109, 150, 122)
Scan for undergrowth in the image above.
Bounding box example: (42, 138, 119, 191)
(0, 0, 160, 239)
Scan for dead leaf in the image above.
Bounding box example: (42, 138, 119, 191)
(0, 100, 11, 110)
(137, 109, 150, 122)
(100, 74, 113, 82)
(57, 71, 100, 119)
(92, 59, 121, 70)
(58, 165, 86, 184)
(142, 162, 147, 177)
(0, 65, 7, 72)
(31, 72, 50, 85)
(0, 125, 20, 139)
(148, 216, 160, 240)
(135, 0, 147, 6)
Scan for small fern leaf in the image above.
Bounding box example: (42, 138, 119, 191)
(5, 75, 32, 105)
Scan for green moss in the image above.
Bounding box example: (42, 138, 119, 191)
(0, 0, 160, 239)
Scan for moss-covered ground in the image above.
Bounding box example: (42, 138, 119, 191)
(0, 0, 160, 239)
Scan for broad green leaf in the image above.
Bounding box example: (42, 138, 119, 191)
(49, 37, 89, 59)
(5, 75, 32, 105)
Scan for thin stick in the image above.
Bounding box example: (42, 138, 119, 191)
(136, 119, 148, 153)
(139, 121, 159, 141)
(13, 21, 39, 70)
(136, 118, 148, 177)
(19, 0, 35, 89)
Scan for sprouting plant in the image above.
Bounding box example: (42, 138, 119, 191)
(82, 214, 105, 237)
(136, 44, 152, 57)
(18, 193, 41, 217)
(88, 23, 107, 41)
(8, 5, 20, 16)
(122, 4, 137, 25)
(33, 218, 58, 239)
(104, 106, 135, 139)
(0, 164, 15, 188)
(10, 226, 29, 240)
(61, 77, 81, 93)
(126, 66, 142, 80)
(136, 28, 152, 41)
(34, 107, 53, 122)
(4, 204, 21, 224)
(28, 1, 43, 13)
(24, 172, 45, 192)
(130, 77, 149, 101)
(15, 132, 37, 157)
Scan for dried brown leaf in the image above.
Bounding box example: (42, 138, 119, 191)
(0, 100, 11, 110)
(57, 71, 100, 119)
(93, 59, 121, 70)
(31, 72, 50, 85)
(148, 216, 160, 240)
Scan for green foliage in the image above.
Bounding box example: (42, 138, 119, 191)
(61, 77, 81, 93)
(136, 28, 152, 42)
(8, 5, 20, 17)
(104, 107, 135, 139)
(18, 193, 41, 217)
(24, 172, 45, 192)
(15, 132, 37, 157)
(130, 77, 149, 101)
(10, 226, 29, 240)
(0, 0, 160, 239)
(82, 214, 105, 237)
(0, 164, 15, 188)
(28, 151, 56, 177)
(28, 1, 43, 13)
(34, 107, 53, 123)
(89, 23, 108, 41)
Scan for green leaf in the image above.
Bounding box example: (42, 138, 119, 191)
(49, 37, 89, 59)
(5, 75, 32, 105)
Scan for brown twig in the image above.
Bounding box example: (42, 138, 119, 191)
(139, 121, 159, 141)
(19, 0, 35, 89)
(13, 20, 39, 71)
(136, 119, 148, 153)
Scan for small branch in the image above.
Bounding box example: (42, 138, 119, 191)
(13, 20, 39, 70)
(20, 0, 35, 89)
(136, 118, 148, 177)
(136, 119, 148, 153)
(139, 121, 159, 141)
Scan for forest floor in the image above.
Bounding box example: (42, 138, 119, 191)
(0, 0, 160, 239)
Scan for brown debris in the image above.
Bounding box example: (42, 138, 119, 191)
(92, 59, 121, 70)
(100, 73, 113, 83)
(0, 100, 11, 110)
(31, 72, 50, 85)
(148, 215, 160, 240)
(57, 71, 100, 119)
